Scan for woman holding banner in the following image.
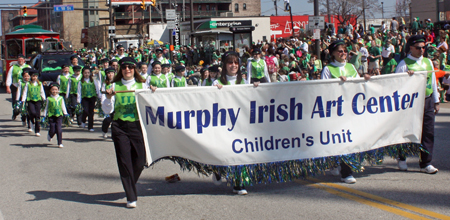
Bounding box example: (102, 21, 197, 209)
(212, 51, 249, 195)
(321, 40, 371, 184)
(103, 57, 148, 208)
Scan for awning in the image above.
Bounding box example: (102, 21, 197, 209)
(193, 30, 233, 35)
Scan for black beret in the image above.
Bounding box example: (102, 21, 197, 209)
(116, 44, 124, 49)
(82, 66, 91, 72)
(328, 40, 346, 53)
(161, 64, 171, 68)
(105, 67, 116, 73)
(407, 35, 426, 45)
(175, 65, 186, 72)
(110, 59, 118, 64)
(100, 58, 109, 64)
(18, 54, 25, 58)
(252, 48, 261, 54)
(22, 68, 32, 73)
(49, 82, 60, 89)
(208, 65, 220, 72)
(70, 54, 78, 60)
(29, 69, 39, 76)
(200, 67, 209, 74)
(119, 57, 137, 66)
(137, 62, 147, 68)
(151, 61, 161, 67)
(72, 65, 82, 71)
(155, 48, 163, 53)
(61, 64, 68, 69)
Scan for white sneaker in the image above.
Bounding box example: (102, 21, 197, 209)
(47, 134, 52, 142)
(89, 129, 94, 132)
(126, 201, 137, 208)
(35, 133, 40, 137)
(103, 132, 108, 138)
(28, 128, 33, 132)
(330, 167, 340, 176)
(80, 123, 86, 128)
(58, 144, 64, 148)
(397, 160, 407, 171)
(341, 176, 357, 184)
(212, 173, 222, 186)
(232, 188, 248, 195)
(420, 165, 438, 174)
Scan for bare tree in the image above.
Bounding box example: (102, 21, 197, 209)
(307, 0, 381, 26)
(395, 0, 410, 18)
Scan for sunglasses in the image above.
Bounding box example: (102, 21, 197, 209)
(414, 46, 426, 50)
(227, 61, 239, 64)
(121, 65, 135, 70)
(337, 50, 348, 53)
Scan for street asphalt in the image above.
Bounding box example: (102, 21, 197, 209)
(0, 86, 449, 220)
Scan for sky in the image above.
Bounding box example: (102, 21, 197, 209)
(1, 0, 396, 35)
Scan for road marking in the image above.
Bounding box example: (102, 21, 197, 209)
(296, 179, 432, 220)
(307, 178, 450, 220)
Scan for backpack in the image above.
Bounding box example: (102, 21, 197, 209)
(265, 56, 278, 74)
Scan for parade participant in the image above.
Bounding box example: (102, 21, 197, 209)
(200, 67, 210, 86)
(147, 48, 171, 75)
(21, 69, 46, 137)
(69, 54, 83, 75)
(99, 58, 110, 83)
(171, 65, 188, 87)
(6, 54, 31, 120)
(15, 68, 32, 128)
(204, 65, 220, 86)
(66, 66, 83, 126)
(395, 35, 439, 174)
(145, 61, 170, 89)
(114, 45, 127, 60)
(212, 51, 248, 195)
(137, 62, 149, 80)
(321, 40, 371, 184)
(161, 64, 173, 82)
(101, 67, 116, 139)
(56, 64, 71, 100)
(77, 67, 100, 131)
(368, 40, 381, 75)
(44, 83, 68, 148)
(102, 57, 149, 208)
(247, 48, 271, 85)
(110, 59, 119, 72)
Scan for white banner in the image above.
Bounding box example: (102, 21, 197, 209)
(136, 73, 426, 166)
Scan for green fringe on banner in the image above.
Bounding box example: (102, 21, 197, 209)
(63, 115, 72, 127)
(75, 104, 83, 115)
(149, 143, 423, 187)
(40, 117, 49, 129)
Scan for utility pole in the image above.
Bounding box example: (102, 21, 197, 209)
(274, 0, 277, 16)
(326, 0, 330, 24)
(190, 0, 194, 45)
(289, 5, 294, 36)
(183, 0, 186, 21)
(381, 2, 384, 19)
(409, 3, 412, 26)
(314, 0, 320, 59)
(363, 0, 366, 32)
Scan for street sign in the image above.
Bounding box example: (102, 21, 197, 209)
(166, 9, 176, 20)
(313, 29, 320, 40)
(108, 26, 116, 36)
(54, 5, 74, 12)
(167, 20, 176, 29)
(308, 16, 325, 29)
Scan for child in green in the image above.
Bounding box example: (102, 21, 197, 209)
(44, 83, 68, 148)
(77, 67, 100, 131)
(171, 65, 188, 87)
(16, 68, 32, 129)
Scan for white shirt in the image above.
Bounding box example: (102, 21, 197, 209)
(381, 45, 395, 58)
(43, 94, 68, 116)
(213, 75, 248, 86)
(6, 63, 29, 87)
(360, 47, 369, 61)
(321, 61, 360, 79)
(246, 58, 271, 83)
(77, 78, 101, 104)
(101, 78, 149, 114)
(395, 54, 439, 103)
(21, 81, 46, 102)
(437, 41, 448, 51)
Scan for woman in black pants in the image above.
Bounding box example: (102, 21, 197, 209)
(100, 67, 116, 138)
(102, 57, 149, 208)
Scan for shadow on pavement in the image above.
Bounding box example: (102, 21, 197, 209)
(26, 190, 125, 208)
(11, 143, 53, 148)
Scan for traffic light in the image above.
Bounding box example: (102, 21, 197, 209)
(23, 6, 27, 17)
(150, 0, 156, 7)
(141, 0, 146, 10)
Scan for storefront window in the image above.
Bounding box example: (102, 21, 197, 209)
(6, 39, 23, 59)
(25, 39, 42, 58)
